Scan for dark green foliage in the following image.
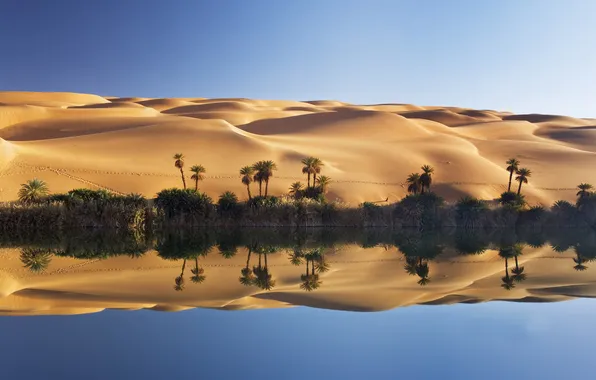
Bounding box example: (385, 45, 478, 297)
(218, 191, 239, 214)
(155, 188, 213, 219)
(156, 229, 215, 260)
(455, 196, 489, 228)
(454, 228, 490, 255)
(394, 192, 445, 228)
(302, 186, 325, 202)
(498, 191, 526, 210)
(247, 195, 281, 208)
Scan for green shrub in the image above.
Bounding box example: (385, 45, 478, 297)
(247, 195, 281, 208)
(155, 188, 213, 219)
(218, 191, 239, 214)
(498, 191, 526, 210)
(456, 196, 489, 228)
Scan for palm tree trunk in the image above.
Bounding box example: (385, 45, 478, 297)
(195, 257, 199, 273)
(180, 168, 186, 189)
(194, 178, 198, 191)
(265, 179, 269, 197)
(508, 170, 513, 192)
(258, 180, 262, 196)
(246, 184, 252, 200)
(517, 181, 523, 195)
(313, 173, 317, 188)
(246, 249, 252, 269)
(514, 256, 519, 270)
(181, 259, 187, 277)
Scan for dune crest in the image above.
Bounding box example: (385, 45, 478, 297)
(0, 91, 594, 204)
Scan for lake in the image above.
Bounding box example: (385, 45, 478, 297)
(0, 228, 594, 379)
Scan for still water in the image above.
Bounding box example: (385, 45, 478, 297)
(1, 228, 595, 379)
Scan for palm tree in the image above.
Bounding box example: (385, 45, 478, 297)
(288, 248, 304, 266)
(189, 165, 206, 191)
(252, 161, 265, 196)
(240, 166, 255, 200)
(190, 257, 206, 284)
(289, 182, 304, 199)
(301, 157, 314, 188)
(506, 158, 520, 192)
(20, 248, 52, 272)
(415, 259, 431, 286)
(18, 178, 49, 204)
(316, 175, 331, 194)
(501, 257, 515, 290)
(174, 259, 187, 291)
(173, 153, 186, 189)
(406, 173, 422, 195)
(573, 253, 589, 271)
(419, 165, 434, 194)
(239, 248, 256, 286)
(577, 183, 593, 199)
(515, 168, 531, 195)
(404, 256, 418, 275)
(253, 160, 277, 197)
(252, 252, 275, 290)
(511, 256, 527, 283)
(301, 157, 323, 188)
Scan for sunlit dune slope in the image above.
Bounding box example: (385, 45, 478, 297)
(1, 91, 594, 204)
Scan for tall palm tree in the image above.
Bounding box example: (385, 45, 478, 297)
(252, 161, 265, 196)
(316, 175, 331, 194)
(404, 256, 418, 275)
(506, 158, 520, 192)
(406, 173, 422, 195)
(289, 182, 304, 198)
(190, 257, 206, 284)
(515, 168, 531, 195)
(252, 252, 275, 290)
(18, 178, 49, 204)
(174, 259, 187, 291)
(301, 157, 314, 188)
(577, 183, 593, 199)
(419, 165, 434, 194)
(20, 248, 52, 272)
(240, 166, 255, 200)
(253, 160, 277, 197)
(173, 153, 186, 189)
(189, 165, 206, 191)
(301, 157, 323, 188)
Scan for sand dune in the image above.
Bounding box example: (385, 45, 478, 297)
(1, 91, 595, 204)
(0, 243, 593, 316)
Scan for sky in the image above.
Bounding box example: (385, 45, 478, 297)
(0, 0, 595, 116)
(2, 300, 595, 380)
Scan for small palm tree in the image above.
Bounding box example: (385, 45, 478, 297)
(419, 165, 434, 193)
(240, 166, 255, 199)
(174, 259, 187, 291)
(301, 157, 323, 188)
(239, 249, 256, 286)
(406, 173, 422, 195)
(577, 183, 593, 199)
(18, 178, 49, 204)
(189, 165, 206, 191)
(501, 257, 516, 290)
(252, 161, 265, 196)
(20, 248, 52, 272)
(515, 168, 531, 195)
(506, 158, 520, 192)
(289, 182, 304, 199)
(173, 153, 186, 189)
(415, 259, 431, 286)
(404, 256, 418, 275)
(316, 175, 331, 194)
(301, 157, 314, 188)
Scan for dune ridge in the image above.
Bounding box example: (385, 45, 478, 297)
(0, 91, 595, 204)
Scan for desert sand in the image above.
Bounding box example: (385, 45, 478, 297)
(0, 244, 593, 316)
(1, 91, 595, 204)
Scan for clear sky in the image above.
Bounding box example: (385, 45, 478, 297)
(2, 300, 595, 379)
(1, 0, 594, 116)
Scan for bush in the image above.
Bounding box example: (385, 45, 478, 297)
(498, 191, 526, 210)
(155, 188, 213, 219)
(456, 196, 489, 228)
(247, 196, 281, 208)
(218, 191, 239, 214)
(302, 186, 325, 202)
(394, 192, 445, 228)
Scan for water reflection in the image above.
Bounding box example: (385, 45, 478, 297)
(4, 227, 596, 314)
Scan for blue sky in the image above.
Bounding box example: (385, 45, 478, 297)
(2, 300, 596, 380)
(1, 0, 594, 116)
